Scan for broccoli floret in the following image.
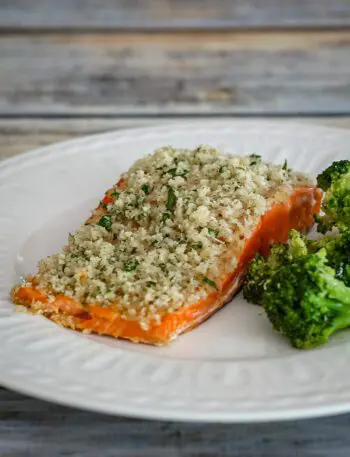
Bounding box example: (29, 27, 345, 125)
(244, 230, 350, 349)
(243, 158, 350, 349)
(309, 231, 350, 286)
(287, 229, 309, 257)
(243, 230, 308, 305)
(322, 173, 350, 232)
(264, 249, 350, 349)
(314, 213, 333, 235)
(316, 160, 350, 233)
(243, 253, 268, 305)
(317, 160, 350, 191)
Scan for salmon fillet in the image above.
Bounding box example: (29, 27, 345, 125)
(12, 146, 322, 345)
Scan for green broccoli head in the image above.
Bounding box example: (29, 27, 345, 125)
(243, 230, 308, 305)
(322, 173, 350, 232)
(263, 249, 350, 349)
(243, 156, 350, 349)
(309, 231, 350, 286)
(317, 160, 350, 191)
(287, 229, 309, 257)
(243, 253, 268, 306)
(316, 160, 350, 233)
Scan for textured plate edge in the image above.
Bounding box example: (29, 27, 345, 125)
(2, 373, 350, 423)
(1, 120, 350, 423)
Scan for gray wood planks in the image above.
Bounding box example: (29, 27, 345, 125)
(1, 387, 350, 457)
(1, 0, 350, 29)
(1, 117, 350, 160)
(1, 31, 350, 116)
(1, 0, 350, 454)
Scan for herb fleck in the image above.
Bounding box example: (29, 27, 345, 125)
(208, 228, 219, 237)
(162, 212, 172, 222)
(282, 159, 290, 172)
(178, 169, 189, 177)
(97, 215, 112, 230)
(250, 153, 261, 160)
(166, 168, 177, 177)
(166, 186, 177, 211)
(165, 168, 188, 178)
(203, 276, 217, 289)
(111, 190, 120, 197)
(192, 242, 203, 249)
(249, 154, 262, 165)
(141, 184, 151, 195)
(123, 260, 139, 272)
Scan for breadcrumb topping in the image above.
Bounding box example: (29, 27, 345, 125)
(35, 146, 312, 327)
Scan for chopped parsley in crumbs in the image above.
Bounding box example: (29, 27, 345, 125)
(36, 146, 312, 328)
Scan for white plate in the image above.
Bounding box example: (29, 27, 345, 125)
(0, 121, 349, 423)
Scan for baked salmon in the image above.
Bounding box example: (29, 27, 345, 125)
(12, 146, 322, 345)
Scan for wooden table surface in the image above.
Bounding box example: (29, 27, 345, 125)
(1, 2, 350, 456)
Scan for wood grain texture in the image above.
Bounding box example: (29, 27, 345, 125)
(1, 387, 350, 457)
(1, 0, 350, 29)
(1, 31, 350, 116)
(1, 0, 350, 450)
(0, 117, 349, 161)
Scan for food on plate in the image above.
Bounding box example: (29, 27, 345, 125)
(243, 160, 350, 349)
(308, 231, 350, 287)
(244, 230, 350, 349)
(315, 159, 350, 234)
(12, 146, 321, 345)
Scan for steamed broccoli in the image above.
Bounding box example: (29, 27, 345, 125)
(243, 160, 350, 349)
(243, 230, 350, 349)
(317, 160, 350, 192)
(263, 249, 350, 349)
(315, 160, 350, 233)
(242, 253, 267, 306)
(308, 231, 350, 286)
(243, 230, 308, 305)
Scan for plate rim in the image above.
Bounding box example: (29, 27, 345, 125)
(1, 119, 349, 172)
(1, 120, 350, 423)
(1, 373, 350, 423)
